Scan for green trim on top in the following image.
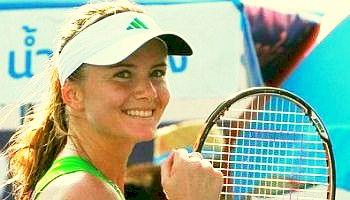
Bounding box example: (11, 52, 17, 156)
(33, 156, 124, 200)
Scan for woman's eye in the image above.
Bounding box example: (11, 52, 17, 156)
(151, 69, 166, 78)
(115, 71, 131, 78)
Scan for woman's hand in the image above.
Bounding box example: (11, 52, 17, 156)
(161, 149, 223, 200)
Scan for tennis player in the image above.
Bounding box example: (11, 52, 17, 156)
(5, 0, 223, 199)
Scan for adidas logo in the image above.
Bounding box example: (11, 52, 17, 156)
(126, 18, 148, 30)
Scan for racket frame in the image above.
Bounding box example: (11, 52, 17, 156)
(193, 86, 336, 200)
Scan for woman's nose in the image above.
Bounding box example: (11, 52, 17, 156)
(133, 78, 158, 100)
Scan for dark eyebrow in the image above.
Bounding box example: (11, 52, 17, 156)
(109, 63, 134, 68)
(153, 62, 167, 68)
(110, 62, 167, 68)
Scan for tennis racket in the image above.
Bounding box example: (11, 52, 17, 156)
(193, 87, 335, 200)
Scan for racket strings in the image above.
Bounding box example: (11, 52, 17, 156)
(201, 94, 331, 200)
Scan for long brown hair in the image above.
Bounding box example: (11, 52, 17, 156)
(4, 1, 143, 199)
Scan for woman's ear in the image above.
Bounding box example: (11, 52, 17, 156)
(61, 81, 84, 111)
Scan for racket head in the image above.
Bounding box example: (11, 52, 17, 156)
(194, 87, 336, 200)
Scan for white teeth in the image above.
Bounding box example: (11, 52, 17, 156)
(126, 110, 153, 118)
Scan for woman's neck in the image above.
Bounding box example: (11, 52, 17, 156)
(59, 128, 135, 192)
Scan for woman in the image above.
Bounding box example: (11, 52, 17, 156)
(5, 0, 223, 199)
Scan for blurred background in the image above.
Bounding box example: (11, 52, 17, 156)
(0, 0, 349, 199)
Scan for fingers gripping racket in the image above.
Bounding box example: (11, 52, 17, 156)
(193, 87, 335, 200)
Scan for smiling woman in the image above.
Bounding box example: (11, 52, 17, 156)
(4, 0, 223, 200)
(72, 38, 169, 142)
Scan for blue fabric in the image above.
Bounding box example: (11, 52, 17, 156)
(237, 1, 263, 86)
(282, 16, 350, 191)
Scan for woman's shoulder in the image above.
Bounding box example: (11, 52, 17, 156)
(37, 171, 118, 200)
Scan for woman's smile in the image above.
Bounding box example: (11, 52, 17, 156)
(124, 109, 154, 118)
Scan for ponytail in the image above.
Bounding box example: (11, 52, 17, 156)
(6, 60, 68, 200)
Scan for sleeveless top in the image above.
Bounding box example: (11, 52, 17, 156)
(33, 156, 125, 200)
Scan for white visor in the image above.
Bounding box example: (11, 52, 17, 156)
(58, 11, 192, 85)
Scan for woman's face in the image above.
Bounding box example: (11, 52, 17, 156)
(76, 38, 169, 142)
